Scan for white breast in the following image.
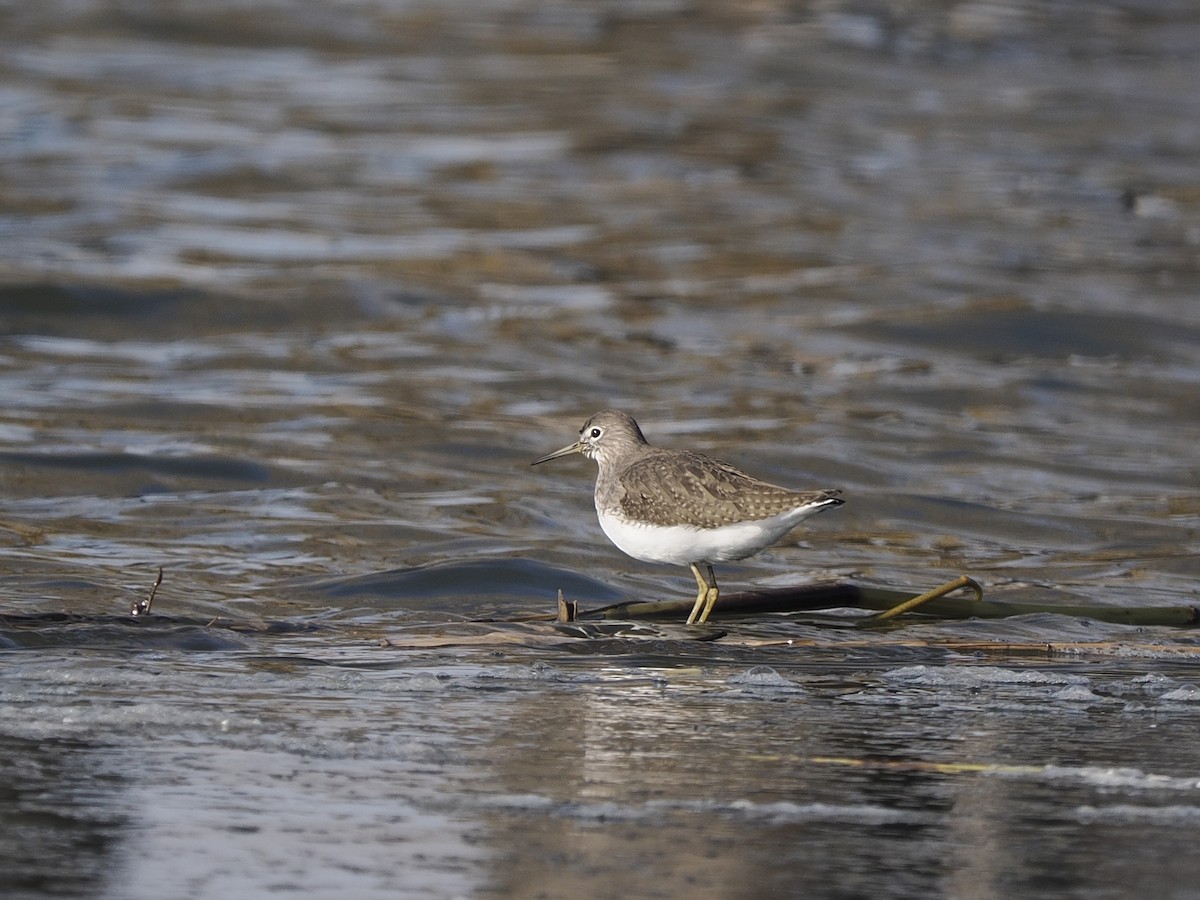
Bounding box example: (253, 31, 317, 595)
(596, 503, 828, 566)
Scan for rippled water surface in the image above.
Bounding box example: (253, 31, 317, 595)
(2, 1, 1200, 898)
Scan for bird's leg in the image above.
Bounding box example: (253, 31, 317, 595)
(686, 563, 709, 624)
(686, 564, 721, 624)
(697, 565, 720, 624)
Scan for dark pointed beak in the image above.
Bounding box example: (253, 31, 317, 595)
(531, 440, 584, 466)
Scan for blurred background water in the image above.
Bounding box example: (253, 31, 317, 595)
(2, 1, 1200, 898)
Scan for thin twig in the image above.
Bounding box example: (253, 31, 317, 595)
(868, 574, 983, 623)
(130, 567, 164, 617)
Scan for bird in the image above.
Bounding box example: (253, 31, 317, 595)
(532, 409, 843, 624)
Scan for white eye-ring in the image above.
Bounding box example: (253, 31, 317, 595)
(589, 427, 602, 439)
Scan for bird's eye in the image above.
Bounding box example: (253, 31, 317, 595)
(589, 427, 602, 439)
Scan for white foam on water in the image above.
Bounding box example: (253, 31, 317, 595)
(1077, 804, 1200, 824)
(1158, 684, 1200, 702)
(1037, 766, 1200, 792)
(1049, 685, 1106, 703)
(726, 665, 807, 693)
(480, 793, 936, 827)
(882, 664, 1091, 688)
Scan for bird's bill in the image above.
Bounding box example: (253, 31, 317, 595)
(531, 440, 584, 466)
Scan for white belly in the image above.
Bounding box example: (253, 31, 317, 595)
(596, 505, 823, 566)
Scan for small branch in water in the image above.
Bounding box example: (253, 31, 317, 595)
(556, 589, 577, 623)
(867, 574, 982, 624)
(130, 567, 164, 617)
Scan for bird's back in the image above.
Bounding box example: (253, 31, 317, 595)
(605, 447, 841, 530)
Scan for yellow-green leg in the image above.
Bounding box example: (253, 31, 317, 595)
(686, 563, 720, 624)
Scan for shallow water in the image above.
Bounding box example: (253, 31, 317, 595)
(2, 1, 1200, 898)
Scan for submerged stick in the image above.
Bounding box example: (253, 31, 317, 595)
(586, 581, 864, 620)
(582, 578, 1200, 627)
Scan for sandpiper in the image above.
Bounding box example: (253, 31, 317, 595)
(532, 409, 843, 624)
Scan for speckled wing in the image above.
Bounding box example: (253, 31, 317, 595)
(615, 449, 841, 529)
